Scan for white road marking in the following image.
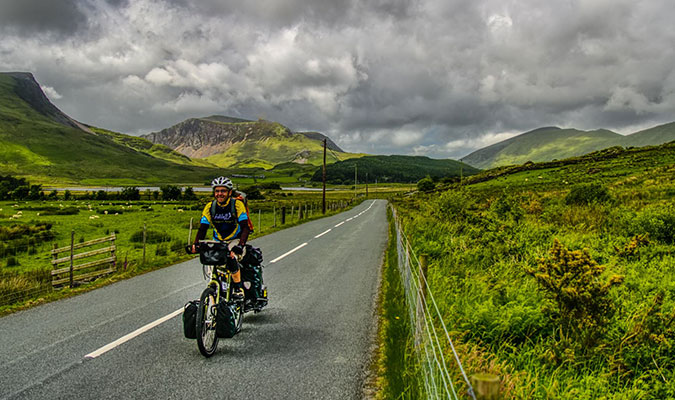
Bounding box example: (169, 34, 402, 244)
(81, 200, 379, 360)
(346, 217, 353, 221)
(269, 242, 308, 263)
(314, 229, 332, 238)
(85, 308, 183, 359)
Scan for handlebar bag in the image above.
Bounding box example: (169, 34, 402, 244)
(200, 241, 229, 266)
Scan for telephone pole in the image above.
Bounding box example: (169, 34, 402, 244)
(322, 139, 326, 214)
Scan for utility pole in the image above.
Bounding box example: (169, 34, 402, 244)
(322, 139, 326, 214)
(366, 172, 368, 197)
(354, 164, 357, 200)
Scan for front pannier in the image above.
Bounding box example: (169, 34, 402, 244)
(183, 300, 199, 339)
(216, 301, 238, 338)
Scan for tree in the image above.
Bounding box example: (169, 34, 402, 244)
(160, 185, 182, 200)
(417, 177, 435, 192)
(182, 187, 197, 201)
(120, 186, 140, 201)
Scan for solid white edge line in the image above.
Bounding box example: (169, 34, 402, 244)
(314, 229, 331, 238)
(269, 242, 308, 264)
(334, 221, 345, 227)
(85, 308, 183, 359)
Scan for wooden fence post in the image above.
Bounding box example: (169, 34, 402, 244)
(281, 207, 286, 225)
(187, 217, 193, 244)
(69, 230, 75, 288)
(471, 374, 500, 400)
(291, 206, 294, 221)
(111, 232, 116, 270)
(142, 223, 147, 265)
(258, 209, 261, 233)
(273, 206, 277, 228)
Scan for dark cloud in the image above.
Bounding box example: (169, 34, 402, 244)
(0, 0, 87, 36)
(1, 0, 674, 159)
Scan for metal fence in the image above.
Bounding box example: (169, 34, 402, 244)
(391, 205, 476, 400)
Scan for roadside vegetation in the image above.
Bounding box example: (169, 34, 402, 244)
(0, 182, 396, 315)
(381, 141, 675, 398)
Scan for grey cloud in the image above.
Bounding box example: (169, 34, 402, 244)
(0, 0, 87, 36)
(1, 0, 674, 159)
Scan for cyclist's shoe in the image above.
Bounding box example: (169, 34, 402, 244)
(231, 287, 245, 301)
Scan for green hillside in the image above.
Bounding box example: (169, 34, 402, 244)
(204, 130, 364, 169)
(88, 126, 215, 167)
(462, 123, 675, 169)
(0, 72, 221, 185)
(311, 155, 480, 184)
(462, 127, 625, 169)
(627, 122, 675, 147)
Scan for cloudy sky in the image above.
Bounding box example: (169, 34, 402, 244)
(1, 0, 674, 158)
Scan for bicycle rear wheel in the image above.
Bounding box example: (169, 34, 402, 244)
(196, 287, 218, 357)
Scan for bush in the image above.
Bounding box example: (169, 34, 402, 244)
(155, 243, 168, 256)
(628, 205, 675, 244)
(6, 256, 19, 267)
(526, 239, 623, 355)
(417, 177, 435, 192)
(565, 183, 612, 205)
(120, 187, 140, 201)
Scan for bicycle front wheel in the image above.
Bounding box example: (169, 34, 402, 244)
(196, 287, 218, 357)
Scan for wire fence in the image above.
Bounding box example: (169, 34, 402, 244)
(390, 204, 476, 400)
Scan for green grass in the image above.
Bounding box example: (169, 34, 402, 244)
(389, 141, 675, 398)
(0, 187, 399, 315)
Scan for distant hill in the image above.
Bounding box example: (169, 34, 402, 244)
(461, 127, 625, 169)
(141, 116, 360, 169)
(0, 72, 221, 184)
(310, 155, 480, 184)
(462, 123, 675, 169)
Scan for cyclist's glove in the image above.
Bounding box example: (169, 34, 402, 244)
(231, 245, 244, 255)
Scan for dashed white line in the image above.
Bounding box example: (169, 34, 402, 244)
(346, 217, 353, 222)
(314, 229, 332, 238)
(269, 242, 308, 263)
(334, 221, 345, 227)
(85, 308, 183, 359)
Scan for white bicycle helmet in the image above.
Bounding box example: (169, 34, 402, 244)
(211, 176, 233, 189)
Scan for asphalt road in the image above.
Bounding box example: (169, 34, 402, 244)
(0, 199, 388, 400)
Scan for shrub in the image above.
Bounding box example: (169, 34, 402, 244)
(120, 187, 140, 201)
(526, 239, 624, 354)
(436, 189, 473, 219)
(155, 243, 168, 256)
(6, 256, 19, 267)
(417, 177, 435, 192)
(629, 205, 675, 244)
(565, 183, 612, 205)
(490, 193, 524, 222)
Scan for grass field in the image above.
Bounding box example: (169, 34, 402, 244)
(378, 142, 675, 398)
(0, 187, 400, 315)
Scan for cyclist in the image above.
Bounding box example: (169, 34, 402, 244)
(190, 176, 250, 300)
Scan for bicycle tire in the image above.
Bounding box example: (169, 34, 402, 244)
(196, 286, 218, 357)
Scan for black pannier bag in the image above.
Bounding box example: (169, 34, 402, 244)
(243, 245, 263, 266)
(216, 301, 239, 338)
(242, 264, 264, 299)
(183, 300, 199, 339)
(200, 241, 229, 266)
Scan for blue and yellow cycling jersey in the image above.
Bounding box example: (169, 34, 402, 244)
(200, 198, 248, 241)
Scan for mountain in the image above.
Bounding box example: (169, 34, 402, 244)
(462, 124, 675, 169)
(141, 116, 359, 169)
(311, 155, 480, 184)
(0, 72, 220, 184)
